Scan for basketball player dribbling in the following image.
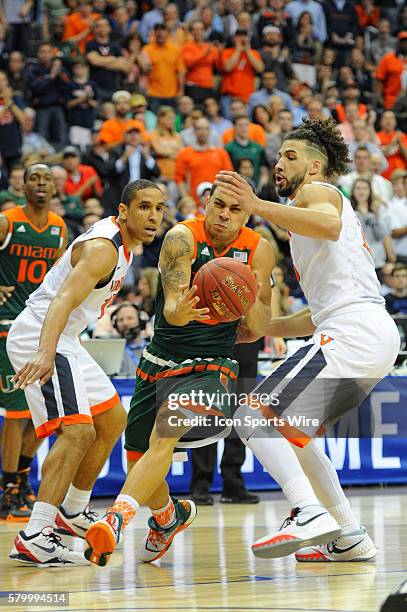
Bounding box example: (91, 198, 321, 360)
(215, 117, 400, 561)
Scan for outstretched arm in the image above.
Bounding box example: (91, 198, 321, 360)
(12, 239, 118, 389)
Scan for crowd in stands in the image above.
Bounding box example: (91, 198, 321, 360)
(0, 0, 406, 369)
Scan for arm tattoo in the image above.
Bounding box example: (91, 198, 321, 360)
(160, 231, 193, 293)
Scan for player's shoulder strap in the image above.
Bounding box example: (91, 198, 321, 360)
(47, 210, 66, 228)
(179, 218, 207, 260)
(2, 206, 28, 225)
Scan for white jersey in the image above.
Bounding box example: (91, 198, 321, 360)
(289, 182, 385, 327)
(26, 216, 133, 337)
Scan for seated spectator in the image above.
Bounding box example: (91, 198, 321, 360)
(248, 70, 292, 115)
(203, 97, 233, 140)
(348, 118, 387, 172)
(237, 157, 255, 184)
(138, 0, 168, 43)
(51, 165, 84, 219)
(350, 178, 393, 279)
(258, 26, 294, 89)
(291, 12, 322, 87)
(223, 97, 267, 146)
(0, 199, 16, 212)
(83, 198, 104, 216)
(180, 108, 221, 147)
(306, 99, 328, 121)
(370, 18, 397, 65)
(349, 48, 374, 105)
(389, 171, 407, 264)
(66, 59, 98, 150)
(385, 264, 407, 314)
(149, 106, 183, 182)
(182, 20, 219, 104)
(196, 181, 212, 215)
(266, 108, 294, 165)
(377, 110, 407, 181)
(285, 0, 327, 43)
(27, 42, 69, 152)
(7, 51, 29, 101)
(0, 164, 26, 207)
(376, 33, 407, 110)
(110, 302, 149, 376)
(82, 129, 119, 214)
(110, 3, 138, 45)
(141, 23, 185, 114)
(337, 101, 368, 143)
(177, 195, 197, 220)
(0, 70, 26, 174)
(63, 0, 100, 55)
(114, 125, 160, 192)
(339, 146, 393, 201)
(255, 0, 294, 42)
(63, 146, 103, 203)
(131, 94, 157, 132)
(219, 28, 264, 119)
(225, 115, 269, 189)
(82, 212, 102, 232)
(99, 90, 145, 150)
(86, 17, 131, 103)
(388, 170, 407, 212)
(175, 117, 233, 202)
(50, 18, 79, 70)
(21, 108, 56, 159)
(100, 101, 116, 122)
(174, 95, 194, 132)
(137, 268, 159, 316)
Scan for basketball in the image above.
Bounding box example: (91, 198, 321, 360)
(194, 257, 257, 323)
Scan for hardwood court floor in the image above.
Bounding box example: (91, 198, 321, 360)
(0, 488, 405, 612)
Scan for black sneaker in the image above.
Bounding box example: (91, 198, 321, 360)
(0, 483, 31, 522)
(191, 491, 214, 506)
(17, 469, 36, 509)
(221, 490, 260, 504)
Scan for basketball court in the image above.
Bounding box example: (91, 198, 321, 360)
(0, 487, 405, 612)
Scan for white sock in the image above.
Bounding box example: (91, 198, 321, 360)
(243, 434, 320, 508)
(25, 502, 58, 536)
(292, 441, 359, 531)
(151, 497, 176, 529)
(61, 484, 92, 516)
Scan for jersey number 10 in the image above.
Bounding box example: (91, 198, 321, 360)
(17, 258, 48, 284)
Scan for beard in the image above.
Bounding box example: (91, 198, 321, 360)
(276, 172, 307, 198)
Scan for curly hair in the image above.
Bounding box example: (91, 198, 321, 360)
(284, 117, 351, 177)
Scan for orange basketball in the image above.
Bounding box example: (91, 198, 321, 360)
(194, 257, 257, 323)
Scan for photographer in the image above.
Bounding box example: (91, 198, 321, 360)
(111, 302, 150, 377)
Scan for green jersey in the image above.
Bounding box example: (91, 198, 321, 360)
(152, 218, 261, 359)
(0, 206, 65, 321)
(224, 140, 268, 186)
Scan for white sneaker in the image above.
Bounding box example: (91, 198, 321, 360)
(139, 498, 197, 563)
(295, 526, 377, 562)
(9, 526, 90, 566)
(55, 505, 99, 539)
(252, 505, 341, 559)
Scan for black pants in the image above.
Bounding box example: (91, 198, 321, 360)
(189, 341, 261, 494)
(185, 86, 215, 105)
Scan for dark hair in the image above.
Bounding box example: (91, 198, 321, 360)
(284, 117, 351, 176)
(210, 174, 255, 197)
(237, 157, 254, 168)
(251, 104, 270, 125)
(392, 263, 407, 276)
(121, 179, 162, 206)
(233, 114, 250, 125)
(350, 177, 374, 212)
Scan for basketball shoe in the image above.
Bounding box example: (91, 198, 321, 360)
(295, 526, 377, 562)
(55, 505, 99, 539)
(0, 483, 31, 522)
(138, 498, 197, 563)
(84, 510, 123, 566)
(252, 505, 341, 559)
(9, 526, 90, 566)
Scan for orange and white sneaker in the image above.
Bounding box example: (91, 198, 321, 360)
(252, 505, 341, 559)
(84, 510, 123, 566)
(138, 498, 197, 563)
(295, 527, 377, 562)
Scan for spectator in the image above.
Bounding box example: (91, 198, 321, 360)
(355, 0, 380, 29)
(114, 126, 160, 193)
(0, 164, 26, 207)
(324, 0, 359, 65)
(393, 89, 407, 135)
(377, 110, 407, 181)
(50, 18, 79, 70)
(149, 106, 183, 183)
(223, 98, 267, 146)
(28, 42, 69, 151)
(137, 268, 159, 316)
(0, 22, 10, 71)
(349, 49, 374, 104)
(222, 0, 244, 40)
(51, 165, 84, 219)
(158, 3, 189, 47)
(348, 118, 387, 171)
(389, 171, 407, 263)
(110, 3, 138, 45)
(174, 95, 194, 132)
(175, 116, 233, 201)
(122, 33, 147, 92)
(0, 70, 26, 174)
(248, 70, 293, 115)
(196, 181, 212, 214)
(86, 17, 130, 103)
(266, 108, 294, 165)
(291, 12, 322, 87)
(63, 145, 103, 203)
(82, 211, 102, 232)
(337, 101, 367, 143)
(255, 0, 294, 42)
(219, 28, 264, 118)
(180, 108, 221, 147)
(42, 0, 69, 40)
(6, 51, 29, 101)
(138, 0, 168, 43)
(203, 97, 233, 139)
(111, 302, 149, 376)
(376, 32, 407, 110)
(66, 59, 98, 150)
(82, 129, 119, 214)
(236, 12, 261, 49)
(182, 20, 219, 104)
(258, 26, 294, 89)
(141, 23, 185, 114)
(225, 115, 269, 189)
(0, 0, 32, 56)
(21, 108, 56, 159)
(177, 195, 197, 220)
(99, 90, 145, 149)
(389, 170, 407, 212)
(385, 264, 407, 314)
(370, 18, 397, 65)
(339, 145, 393, 201)
(285, 0, 327, 43)
(63, 0, 100, 55)
(350, 177, 393, 279)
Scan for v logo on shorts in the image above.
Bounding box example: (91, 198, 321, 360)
(320, 334, 333, 346)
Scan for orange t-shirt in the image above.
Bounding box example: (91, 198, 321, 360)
(220, 49, 261, 102)
(376, 52, 406, 109)
(335, 103, 367, 125)
(99, 118, 145, 146)
(63, 11, 100, 55)
(143, 42, 185, 98)
(175, 146, 234, 202)
(222, 123, 266, 147)
(377, 130, 407, 180)
(182, 42, 219, 89)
